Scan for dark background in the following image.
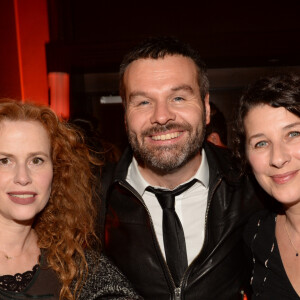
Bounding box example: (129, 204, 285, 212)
(46, 0, 300, 150)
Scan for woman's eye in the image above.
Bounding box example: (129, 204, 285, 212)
(254, 141, 267, 148)
(31, 157, 44, 165)
(0, 158, 10, 165)
(289, 131, 300, 138)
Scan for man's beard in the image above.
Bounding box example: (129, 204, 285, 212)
(127, 118, 206, 175)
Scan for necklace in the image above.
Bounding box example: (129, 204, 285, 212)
(284, 217, 299, 257)
(0, 230, 37, 261)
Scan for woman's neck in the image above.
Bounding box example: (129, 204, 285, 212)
(285, 207, 300, 235)
(0, 220, 36, 258)
(0, 221, 40, 275)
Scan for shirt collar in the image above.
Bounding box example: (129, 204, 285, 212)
(126, 149, 209, 196)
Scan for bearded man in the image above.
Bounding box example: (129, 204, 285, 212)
(101, 36, 262, 300)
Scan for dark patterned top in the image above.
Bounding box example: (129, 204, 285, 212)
(244, 210, 300, 299)
(0, 264, 38, 292)
(0, 252, 143, 300)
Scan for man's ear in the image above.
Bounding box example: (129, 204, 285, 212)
(207, 132, 226, 148)
(204, 94, 210, 125)
(207, 132, 219, 144)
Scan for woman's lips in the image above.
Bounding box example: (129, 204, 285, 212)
(8, 192, 37, 205)
(271, 170, 298, 184)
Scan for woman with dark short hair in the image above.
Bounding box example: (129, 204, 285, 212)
(233, 73, 300, 299)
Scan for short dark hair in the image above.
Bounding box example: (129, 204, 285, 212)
(119, 36, 209, 106)
(232, 72, 300, 172)
(206, 102, 227, 145)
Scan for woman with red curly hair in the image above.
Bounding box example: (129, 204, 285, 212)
(0, 99, 141, 300)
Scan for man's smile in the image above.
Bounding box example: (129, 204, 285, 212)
(151, 131, 183, 141)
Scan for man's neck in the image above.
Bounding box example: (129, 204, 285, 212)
(137, 152, 202, 189)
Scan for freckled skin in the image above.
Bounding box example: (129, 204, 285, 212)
(124, 55, 210, 183)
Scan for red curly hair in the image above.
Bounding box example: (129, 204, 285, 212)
(0, 99, 100, 300)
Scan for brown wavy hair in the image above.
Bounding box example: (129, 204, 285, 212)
(0, 99, 100, 299)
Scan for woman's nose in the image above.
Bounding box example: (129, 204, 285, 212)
(14, 164, 32, 185)
(270, 143, 291, 168)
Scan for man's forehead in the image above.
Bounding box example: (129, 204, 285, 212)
(124, 55, 197, 78)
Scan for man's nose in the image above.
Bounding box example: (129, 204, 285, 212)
(150, 101, 176, 125)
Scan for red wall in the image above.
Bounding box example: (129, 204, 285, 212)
(0, 0, 21, 99)
(0, 0, 49, 105)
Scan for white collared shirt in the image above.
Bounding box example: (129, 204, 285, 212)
(126, 149, 209, 265)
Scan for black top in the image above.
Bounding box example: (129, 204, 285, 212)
(0, 264, 38, 293)
(244, 210, 300, 299)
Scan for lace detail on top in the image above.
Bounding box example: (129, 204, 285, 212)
(0, 264, 39, 293)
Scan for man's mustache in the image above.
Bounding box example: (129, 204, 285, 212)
(141, 123, 192, 137)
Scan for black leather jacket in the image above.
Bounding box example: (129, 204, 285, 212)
(102, 142, 262, 300)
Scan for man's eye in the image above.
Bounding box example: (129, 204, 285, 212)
(174, 97, 184, 102)
(138, 100, 150, 106)
(254, 141, 267, 148)
(0, 158, 10, 165)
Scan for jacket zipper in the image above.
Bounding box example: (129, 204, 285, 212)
(119, 181, 178, 290)
(176, 177, 223, 295)
(119, 178, 222, 299)
(174, 287, 181, 300)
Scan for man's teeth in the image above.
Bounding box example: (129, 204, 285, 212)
(10, 194, 34, 198)
(152, 132, 181, 141)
